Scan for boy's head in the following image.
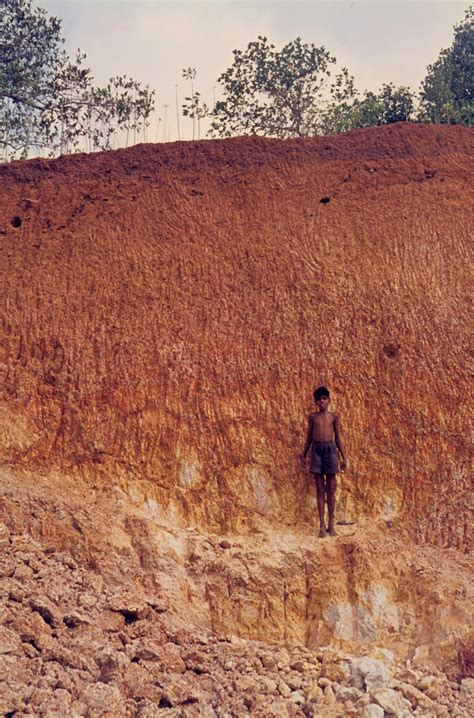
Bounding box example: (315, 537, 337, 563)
(314, 386, 330, 410)
(314, 386, 330, 402)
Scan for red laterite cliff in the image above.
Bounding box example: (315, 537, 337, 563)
(0, 123, 473, 715)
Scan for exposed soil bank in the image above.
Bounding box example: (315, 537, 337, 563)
(0, 124, 473, 715)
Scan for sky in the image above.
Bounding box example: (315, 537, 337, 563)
(39, 1, 470, 142)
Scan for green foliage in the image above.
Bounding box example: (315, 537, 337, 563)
(208, 9, 471, 138)
(318, 84, 415, 135)
(182, 67, 209, 140)
(377, 84, 415, 124)
(0, 0, 155, 159)
(209, 36, 356, 138)
(419, 7, 473, 125)
(182, 91, 209, 138)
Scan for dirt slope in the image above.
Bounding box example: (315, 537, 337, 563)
(1, 122, 472, 548)
(0, 123, 473, 715)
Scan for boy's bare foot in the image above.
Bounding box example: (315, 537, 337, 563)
(318, 528, 326, 538)
(327, 526, 337, 537)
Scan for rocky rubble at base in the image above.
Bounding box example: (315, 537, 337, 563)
(1, 525, 473, 718)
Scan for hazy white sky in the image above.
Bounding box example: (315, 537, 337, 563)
(40, 1, 470, 142)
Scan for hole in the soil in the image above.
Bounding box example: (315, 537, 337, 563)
(159, 696, 173, 708)
(131, 656, 140, 663)
(320, 197, 331, 204)
(33, 606, 55, 627)
(383, 343, 400, 359)
(11, 216, 22, 228)
(63, 615, 80, 629)
(121, 610, 139, 625)
(44, 372, 57, 386)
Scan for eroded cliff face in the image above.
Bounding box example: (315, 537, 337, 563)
(0, 125, 473, 713)
(0, 124, 472, 550)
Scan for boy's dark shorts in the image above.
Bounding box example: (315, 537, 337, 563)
(310, 441, 339, 475)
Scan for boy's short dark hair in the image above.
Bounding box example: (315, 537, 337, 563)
(314, 386, 330, 401)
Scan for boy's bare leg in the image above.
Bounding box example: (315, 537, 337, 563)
(326, 474, 337, 535)
(313, 474, 327, 537)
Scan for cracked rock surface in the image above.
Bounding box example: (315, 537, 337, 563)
(0, 473, 473, 717)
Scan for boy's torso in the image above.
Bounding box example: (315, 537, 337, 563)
(311, 411, 336, 443)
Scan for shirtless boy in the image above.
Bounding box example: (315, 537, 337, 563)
(300, 386, 347, 538)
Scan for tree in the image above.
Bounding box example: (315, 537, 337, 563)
(377, 84, 415, 124)
(182, 67, 209, 140)
(0, 0, 155, 159)
(209, 36, 356, 138)
(353, 84, 415, 127)
(419, 7, 473, 125)
(319, 84, 415, 135)
(182, 90, 209, 140)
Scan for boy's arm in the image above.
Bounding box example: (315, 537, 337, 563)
(300, 414, 314, 466)
(334, 414, 347, 470)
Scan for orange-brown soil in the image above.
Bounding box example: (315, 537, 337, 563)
(0, 123, 473, 716)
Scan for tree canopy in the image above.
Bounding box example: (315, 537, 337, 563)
(2, 1, 472, 157)
(319, 84, 415, 135)
(207, 36, 419, 139)
(206, 8, 472, 138)
(0, 0, 155, 159)
(209, 36, 356, 139)
(419, 7, 473, 125)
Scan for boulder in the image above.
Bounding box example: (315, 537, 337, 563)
(361, 705, 384, 718)
(350, 656, 393, 691)
(371, 687, 412, 716)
